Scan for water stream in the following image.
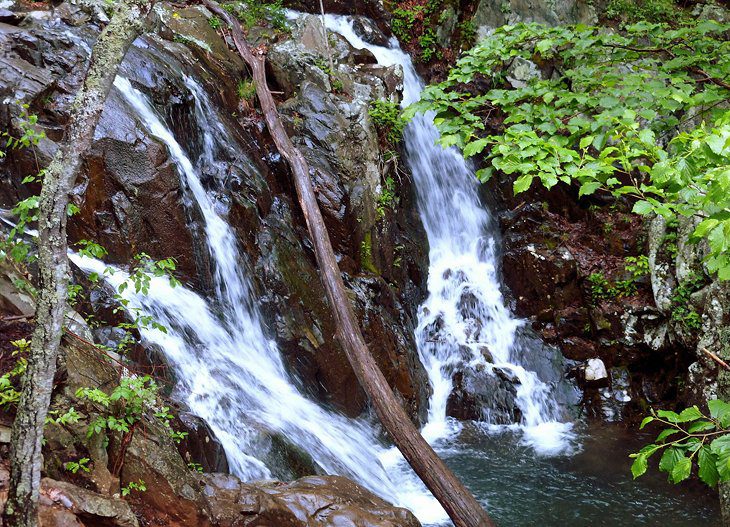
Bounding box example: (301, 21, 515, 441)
(73, 75, 450, 525)
(65, 24, 721, 527)
(324, 15, 574, 456)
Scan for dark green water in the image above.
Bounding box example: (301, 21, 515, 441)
(436, 422, 720, 526)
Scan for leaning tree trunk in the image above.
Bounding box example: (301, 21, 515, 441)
(202, 3, 496, 526)
(2, 2, 155, 525)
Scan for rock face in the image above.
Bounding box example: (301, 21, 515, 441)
(473, 0, 596, 32)
(0, 2, 430, 427)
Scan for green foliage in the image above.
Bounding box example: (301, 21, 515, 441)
(376, 176, 398, 219)
(121, 479, 146, 497)
(1, 106, 45, 265)
(188, 462, 204, 473)
(76, 375, 184, 446)
(222, 0, 287, 31)
(208, 15, 222, 29)
(391, 5, 424, 43)
(419, 28, 441, 62)
(408, 20, 730, 280)
(587, 272, 638, 303)
(2, 104, 46, 151)
(64, 458, 90, 474)
(77, 375, 160, 438)
(236, 79, 256, 102)
(0, 339, 29, 408)
(457, 19, 477, 48)
(625, 255, 650, 280)
(631, 401, 730, 487)
(360, 232, 378, 274)
(604, 0, 685, 25)
(670, 272, 706, 330)
(369, 100, 406, 146)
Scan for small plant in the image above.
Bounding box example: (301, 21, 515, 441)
(368, 100, 405, 147)
(625, 255, 649, 280)
(376, 176, 398, 220)
(208, 15, 222, 29)
(78, 375, 162, 438)
(188, 462, 204, 473)
(64, 458, 90, 474)
(121, 479, 146, 497)
(0, 339, 29, 408)
(670, 273, 706, 331)
(419, 28, 441, 62)
(631, 401, 730, 487)
(360, 233, 378, 274)
(236, 79, 256, 102)
(224, 0, 288, 31)
(587, 272, 612, 302)
(391, 5, 423, 43)
(458, 19, 477, 48)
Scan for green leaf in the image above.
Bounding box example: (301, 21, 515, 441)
(632, 200, 653, 215)
(677, 406, 703, 422)
(656, 410, 681, 423)
(709, 400, 730, 426)
(670, 456, 692, 483)
(579, 181, 602, 197)
(659, 447, 683, 474)
(698, 446, 720, 487)
(631, 453, 648, 479)
(687, 420, 716, 434)
(639, 416, 654, 430)
(711, 435, 730, 481)
(463, 138, 489, 157)
(579, 135, 594, 149)
(656, 428, 680, 443)
(513, 174, 534, 194)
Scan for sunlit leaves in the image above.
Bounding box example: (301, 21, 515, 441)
(631, 401, 730, 488)
(409, 20, 730, 280)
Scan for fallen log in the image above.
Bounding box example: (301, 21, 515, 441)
(201, 3, 497, 526)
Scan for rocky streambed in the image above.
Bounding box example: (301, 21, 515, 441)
(0, 0, 727, 526)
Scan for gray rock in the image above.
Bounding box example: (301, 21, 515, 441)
(474, 0, 596, 34)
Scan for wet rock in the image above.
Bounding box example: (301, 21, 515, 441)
(648, 215, 674, 313)
(282, 0, 393, 35)
(473, 0, 596, 33)
(176, 412, 230, 474)
(0, 463, 138, 527)
(568, 357, 609, 388)
(202, 474, 421, 527)
(42, 478, 140, 527)
(351, 15, 390, 46)
(447, 367, 522, 424)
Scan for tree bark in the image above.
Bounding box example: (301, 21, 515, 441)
(2, 2, 154, 526)
(202, 3, 497, 526)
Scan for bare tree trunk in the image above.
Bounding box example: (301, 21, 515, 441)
(2, 2, 154, 525)
(202, 3, 496, 526)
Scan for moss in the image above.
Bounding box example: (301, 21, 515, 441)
(360, 232, 379, 275)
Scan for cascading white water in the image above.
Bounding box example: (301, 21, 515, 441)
(72, 76, 450, 525)
(325, 16, 574, 455)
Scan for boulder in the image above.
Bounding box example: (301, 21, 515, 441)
(202, 474, 421, 527)
(447, 366, 522, 424)
(0, 463, 138, 527)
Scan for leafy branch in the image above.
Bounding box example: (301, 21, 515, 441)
(631, 400, 730, 487)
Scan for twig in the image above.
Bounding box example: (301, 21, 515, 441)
(703, 348, 730, 371)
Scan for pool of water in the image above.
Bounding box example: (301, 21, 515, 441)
(430, 421, 720, 526)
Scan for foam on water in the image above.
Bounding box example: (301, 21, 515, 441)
(325, 15, 574, 456)
(71, 76, 450, 525)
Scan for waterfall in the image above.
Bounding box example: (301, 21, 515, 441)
(325, 16, 575, 455)
(72, 76, 450, 525)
